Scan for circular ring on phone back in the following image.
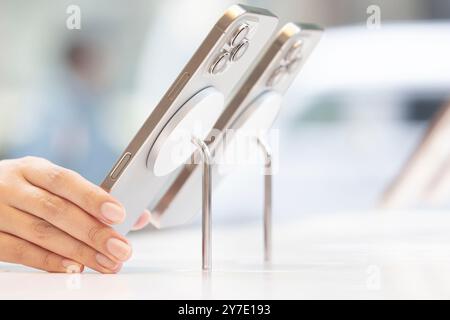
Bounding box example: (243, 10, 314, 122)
(214, 90, 282, 174)
(233, 90, 283, 133)
(156, 90, 282, 228)
(147, 87, 225, 177)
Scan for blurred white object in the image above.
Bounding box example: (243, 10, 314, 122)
(290, 22, 450, 97)
(282, 22, 450, 122)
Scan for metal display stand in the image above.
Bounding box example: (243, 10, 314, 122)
(191, 136, 273, 272)
(256, 137, 273, 263)
(191, 137, 213, 271)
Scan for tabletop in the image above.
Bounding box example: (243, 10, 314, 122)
(2, 210, 450, 300)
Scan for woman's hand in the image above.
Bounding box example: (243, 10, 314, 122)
(0, 156, 150, 274)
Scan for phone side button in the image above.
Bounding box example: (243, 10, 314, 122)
(110, 152, 132, 180)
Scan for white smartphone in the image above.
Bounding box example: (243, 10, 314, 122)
(101, 5, 278, 234)
(150, 22, 323, 228)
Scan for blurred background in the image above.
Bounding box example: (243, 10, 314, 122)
(1, 0, 450, 225)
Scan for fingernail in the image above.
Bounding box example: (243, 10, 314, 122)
(106, 238, 132, 261)
(62, 259, 82, 274)
(110, 264, 123, 274)
(132, 211, 151, 231)
(101, 202, 126, 224)
(96, 253, 121, 270)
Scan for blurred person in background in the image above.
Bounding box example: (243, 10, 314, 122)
(9, 38, 118, 184)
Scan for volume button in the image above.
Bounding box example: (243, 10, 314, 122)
(110, 152, 132, 180)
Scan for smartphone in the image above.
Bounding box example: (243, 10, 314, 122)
(151, 22, 323, 228)
(101, 5, 278, 234)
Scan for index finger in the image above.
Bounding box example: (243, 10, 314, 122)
(20, 157, 126, 225)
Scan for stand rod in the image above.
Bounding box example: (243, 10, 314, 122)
(256, 138, 273, 262)
(191, 136, 213, 271)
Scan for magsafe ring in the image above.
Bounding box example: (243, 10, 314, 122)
(147, 87, 225, 177)
(215, 91, 283, 167)
(155, 91, 283, 228)
(233, 91, 283, 133)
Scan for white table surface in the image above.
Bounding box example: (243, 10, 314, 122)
(2, 210, 450, 300)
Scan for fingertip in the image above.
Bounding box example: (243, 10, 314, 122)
(62, 259, 83, 274)
(132, 210, 152, 231)
(111, 263, 123, 274)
